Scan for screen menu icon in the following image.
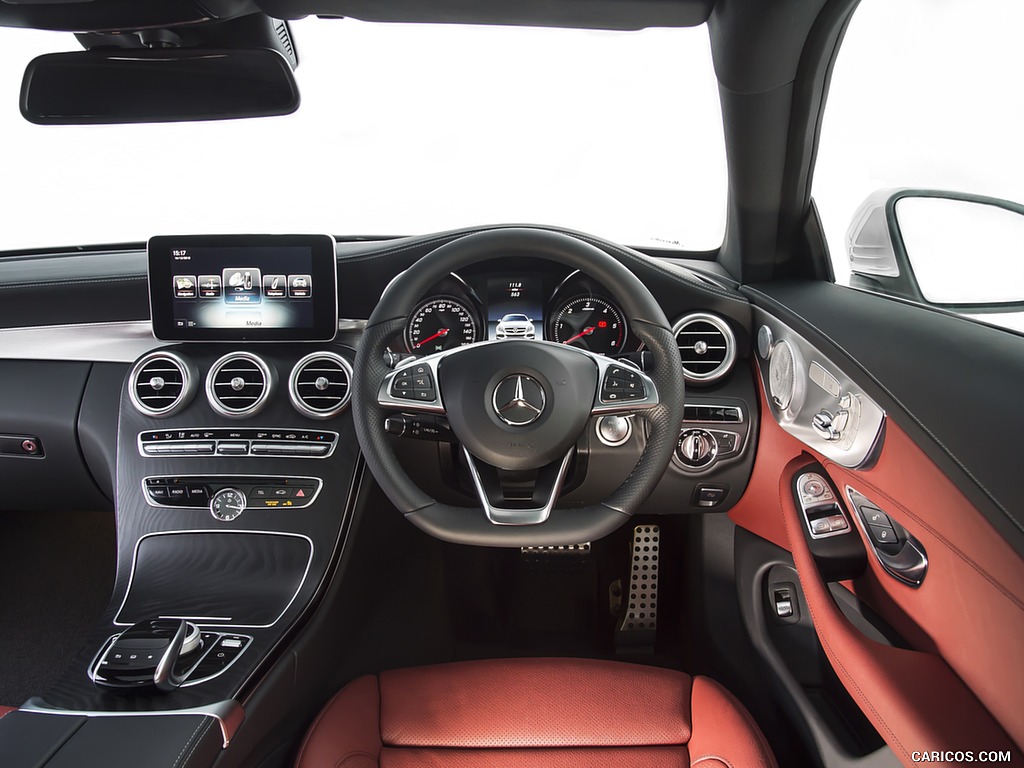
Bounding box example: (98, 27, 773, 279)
(288, 274, 312, 298)
(263, 274, 287, 299)
(223, 268, 262, 304)
(173, 275, 197, 299)
(197, 275, 222, 299)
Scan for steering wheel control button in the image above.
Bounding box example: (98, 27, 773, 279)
(210, 488, 246, 521)
(391, 365, 437, 401)
(601, 365, 647, 402)
(675, 429, 718, 469)
(492, 374, 546, 426)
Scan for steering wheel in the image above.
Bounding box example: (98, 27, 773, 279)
(352, 228, 685, 547)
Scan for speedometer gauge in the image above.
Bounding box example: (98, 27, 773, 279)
(406, 296, 479, 354)
(552, 296, 627, 355)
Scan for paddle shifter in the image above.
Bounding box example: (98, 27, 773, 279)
(93, 618, 202, 692)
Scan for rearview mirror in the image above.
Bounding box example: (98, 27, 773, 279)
(20, 48, 300, 125)
(846, 189, 1024, 310)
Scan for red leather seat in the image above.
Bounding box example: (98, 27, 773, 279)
(296, 658, 776, 767)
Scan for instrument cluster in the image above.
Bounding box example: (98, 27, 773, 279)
(402, 268, 643, 357)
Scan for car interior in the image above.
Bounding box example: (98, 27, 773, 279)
(0, 1, 1022, 768)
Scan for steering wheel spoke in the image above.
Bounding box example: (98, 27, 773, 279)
(462, 446, 576, 526)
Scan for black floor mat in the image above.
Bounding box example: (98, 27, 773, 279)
(335, 483, 692, 679)
(0, 509, 115, 706)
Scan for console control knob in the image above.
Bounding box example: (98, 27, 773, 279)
(676, 429, 718, 468)
(210, 488, 246, 521)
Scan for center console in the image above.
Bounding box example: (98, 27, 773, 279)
(2, 236, 364, 767)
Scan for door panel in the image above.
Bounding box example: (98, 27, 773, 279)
(728, 280, 1024, 759)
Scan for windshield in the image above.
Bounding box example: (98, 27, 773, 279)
(0, 20, 727, 253)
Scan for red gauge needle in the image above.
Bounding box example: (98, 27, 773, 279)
(414, 328, 449, 349)
(562, 326, 596, 345)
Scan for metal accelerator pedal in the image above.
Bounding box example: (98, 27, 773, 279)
(614, 524, 660, 653)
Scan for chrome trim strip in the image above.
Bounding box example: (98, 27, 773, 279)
(113, 529, 315, 629)
(19, 697, 245, 748)
(0, 320, 165, 362)
(139, 474, 324, 511)
(463, 446, 574, 526)
(288, 351, 353, 419)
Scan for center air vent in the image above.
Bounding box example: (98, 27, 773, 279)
(673, 312, 737, 385)
(206, 352, 273, 418)
(289, 352, 353, 419)
(129, 352, 196, 417)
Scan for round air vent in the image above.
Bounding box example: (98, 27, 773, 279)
(206, 352, 273, 418)
(672, 312, 737, 385)
(289, 351, 353, 420)
(128, 352, 196, 417)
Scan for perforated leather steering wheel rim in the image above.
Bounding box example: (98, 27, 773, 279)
(351, 228, 685, 547)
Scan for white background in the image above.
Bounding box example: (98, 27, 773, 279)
(0, 21, 726, 252)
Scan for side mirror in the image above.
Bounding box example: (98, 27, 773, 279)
(846, 189, 1024, 312)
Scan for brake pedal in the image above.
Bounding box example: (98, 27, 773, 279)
(614, 524, 659, 652)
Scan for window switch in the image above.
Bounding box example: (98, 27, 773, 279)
(772, 587, 795, 618)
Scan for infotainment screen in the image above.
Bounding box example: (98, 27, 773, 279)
(148, 234, 338, 342)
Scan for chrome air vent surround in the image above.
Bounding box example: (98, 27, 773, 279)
(672, 312, 736, 385)
(206, 352, 273, 418)
(129, 352, 196, 417)
(288, 351, 353, 419)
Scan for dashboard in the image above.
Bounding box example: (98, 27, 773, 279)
(0, 225, 924, 760)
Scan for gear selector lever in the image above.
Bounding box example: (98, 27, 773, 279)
(93, 618, 202, 692)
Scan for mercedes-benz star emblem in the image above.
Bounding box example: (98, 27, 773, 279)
(492, 374, 546, 427)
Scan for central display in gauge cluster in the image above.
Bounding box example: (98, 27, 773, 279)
(486, 276, 545, 341)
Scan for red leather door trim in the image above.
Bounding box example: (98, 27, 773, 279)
(729, 371, 1024, 756)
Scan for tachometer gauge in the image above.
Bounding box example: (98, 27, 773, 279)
(406, 296, 479, 354)
(552, 296, 627, 355)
